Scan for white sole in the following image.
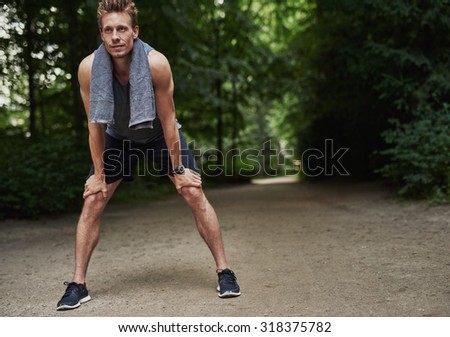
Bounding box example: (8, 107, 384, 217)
(218, 291, 241, 298)
(217, 285, 241, 298)
(56, 295, 91, 311)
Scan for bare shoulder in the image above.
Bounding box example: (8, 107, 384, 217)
(78, 53, 95, 85)
(148, 50, 173, 82)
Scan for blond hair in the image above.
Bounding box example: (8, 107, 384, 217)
(97, 0, 138, 28)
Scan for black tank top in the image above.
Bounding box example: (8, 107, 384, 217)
(106, 76, 164, 143)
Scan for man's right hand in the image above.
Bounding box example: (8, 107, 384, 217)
(83, 175, 108, 200)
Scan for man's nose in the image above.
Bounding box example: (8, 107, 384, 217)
(112, 29, 120, 40)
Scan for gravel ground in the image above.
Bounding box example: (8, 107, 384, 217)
(1, 179, 449, 317)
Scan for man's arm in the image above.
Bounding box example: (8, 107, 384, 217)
(148, 50, 201, 191)
(78, 54, 108, 199)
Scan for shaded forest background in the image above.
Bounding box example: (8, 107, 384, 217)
(1, 0, 449, 218)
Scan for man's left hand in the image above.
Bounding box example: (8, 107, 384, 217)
(172, 169, 202, 193)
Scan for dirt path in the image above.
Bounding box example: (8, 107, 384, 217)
(1, 180, 449, 317)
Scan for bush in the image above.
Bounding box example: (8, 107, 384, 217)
(200, 149, 261, 184)
(377, 104, 450, 202)
(0, 134, 90, 218)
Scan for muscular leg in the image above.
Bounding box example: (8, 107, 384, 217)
(72, 179, 122, 284)
(174, 183, 229, 270)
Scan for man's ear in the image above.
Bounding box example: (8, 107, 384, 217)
(99, 28, 105, 41)
(133, 25, 139, 39)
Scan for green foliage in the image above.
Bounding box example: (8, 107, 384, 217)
(1, 0, 97, 137)
(0, 134, 90, 218)
(200, 150, 260, 184)
(4, 0, 449, 219)
(367, 0, 450, 200)
(378, 105, 450, 201)
(157, 0, 270, 151)
(289, 0, 450, 200)
(112, 176, 177, 204)
(1, 0, 285, 218)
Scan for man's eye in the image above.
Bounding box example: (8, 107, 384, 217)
(119, 27, 126, 32)
(104, 28, 112, 33)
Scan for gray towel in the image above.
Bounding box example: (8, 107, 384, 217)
(89, 38, 156, 129)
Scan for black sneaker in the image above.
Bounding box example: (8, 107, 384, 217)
(56, 282, 91, 311)
(217, 269, 241, 298)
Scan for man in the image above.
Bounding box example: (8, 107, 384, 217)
(56, 0, 240, 311)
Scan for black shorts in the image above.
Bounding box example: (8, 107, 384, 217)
(88, 131, 200, 184)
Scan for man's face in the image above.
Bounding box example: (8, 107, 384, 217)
(100, 12, 139, 59)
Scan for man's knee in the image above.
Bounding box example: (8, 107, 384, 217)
(83, 193, 108, 216)
(180, 187, 206, 209)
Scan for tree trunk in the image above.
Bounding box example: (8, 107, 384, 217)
(231, 77, 238, 149)
(214, 23, 224, 166)
(24, 5, 36, 137)
(216, 78, 223, 162)
(64, 0, 85, 138)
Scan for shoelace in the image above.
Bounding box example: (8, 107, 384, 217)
(61, 281, 80, 298)
(218, 271, 237, 285)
